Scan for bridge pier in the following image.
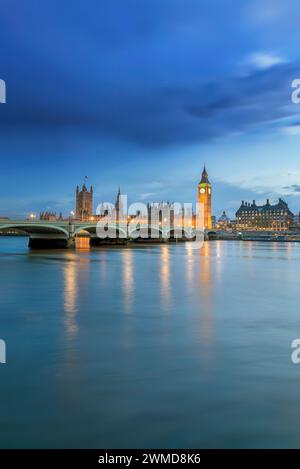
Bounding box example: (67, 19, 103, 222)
(90, 237, 127, 246)
(67, 237, 76, 249)
(28, 237, 69, 249)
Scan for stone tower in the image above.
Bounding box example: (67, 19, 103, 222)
(198, 165, 212, 229)
(76, 181, 93, 220)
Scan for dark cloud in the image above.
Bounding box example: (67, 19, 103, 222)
(1, 0, 300, 149)
(283, 184, 300, 193)
(1, 62, 299, 147)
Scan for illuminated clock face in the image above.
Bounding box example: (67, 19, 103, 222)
(208, 188, 211, 194)
(200, 188, 205, 194)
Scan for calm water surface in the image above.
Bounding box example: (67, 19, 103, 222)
(0, 237, 300, 448)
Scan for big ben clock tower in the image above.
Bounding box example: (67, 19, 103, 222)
(198, 165, 212, 229)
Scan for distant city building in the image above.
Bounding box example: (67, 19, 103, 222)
(211, 215, 216, 228)
(217, 211, 231, 230)
(40, 211, 63, 221)
(198, 165, 212, 229)
(76, 181, 93, 220)
(236, 199, 294, 231)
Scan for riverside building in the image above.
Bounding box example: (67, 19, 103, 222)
(236, 199, 294, 231)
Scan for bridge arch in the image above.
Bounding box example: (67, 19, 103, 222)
(0, 223, 69, 237)
(73, 224, 127, 238)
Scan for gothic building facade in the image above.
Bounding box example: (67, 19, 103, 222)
(40, 211, 63, 221)
(76, 183, 93, 220)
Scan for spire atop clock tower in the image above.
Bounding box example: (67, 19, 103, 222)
(198, 165, 212, 229)
(200, 165, 210, 184)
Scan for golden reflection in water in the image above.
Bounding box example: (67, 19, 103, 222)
(200, 240, 211, 258)
(63, 255, 79, 337)
(122, 249, 134, 314)
(185, 242, 194, 293)
(215, 240, 223, 277)
(246, 241, 253, 258)
(198, 241, 213, 345)
(272, 241, 278, 251)
(160, 244, 171, 311)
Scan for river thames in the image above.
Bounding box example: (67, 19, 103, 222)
(0, 237, 300, 448)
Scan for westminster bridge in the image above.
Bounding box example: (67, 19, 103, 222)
(0, 219, 202, 248)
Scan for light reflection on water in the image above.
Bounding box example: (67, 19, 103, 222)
(1, 237, 300, 448)
(122, 249, 134, 314)
(63, 258, 78, 337)
(199, 242, 213, 345)
(160, 244, 171, 311)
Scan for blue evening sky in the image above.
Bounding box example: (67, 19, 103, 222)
(1, 0, 300, 218)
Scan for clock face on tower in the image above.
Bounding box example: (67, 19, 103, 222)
(200, 188, 205, 194)
(208, 188, 211, 195)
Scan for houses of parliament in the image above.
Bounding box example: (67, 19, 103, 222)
(38, 166, 296, 232)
